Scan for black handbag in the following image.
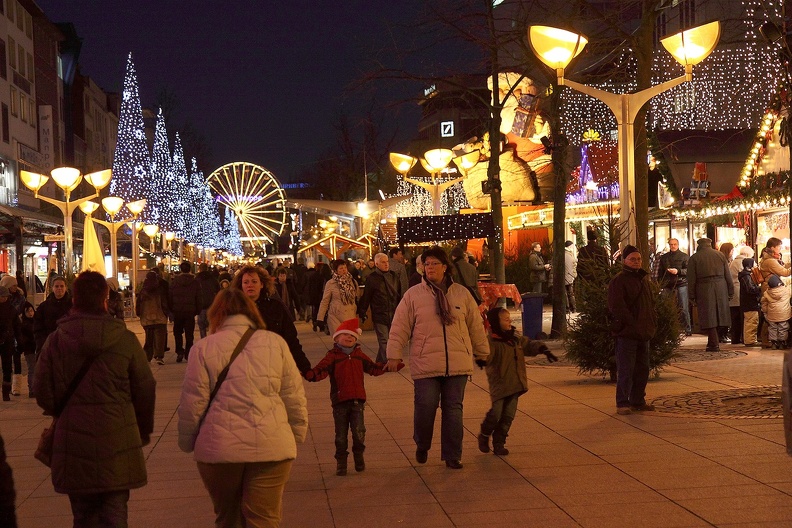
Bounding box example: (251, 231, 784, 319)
(34, 354, 100, 467)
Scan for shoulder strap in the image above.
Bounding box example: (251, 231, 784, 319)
(54, 354, 99, 417)
(206, 327, 256, 408)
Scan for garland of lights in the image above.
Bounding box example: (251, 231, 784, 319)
(672, 176, 791, 220)
(559, 0, 785, 144)
(397, 212, 495, 243)
(109, 53, 151, 218)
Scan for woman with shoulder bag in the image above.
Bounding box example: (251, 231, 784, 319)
(178, 288, 308, 527)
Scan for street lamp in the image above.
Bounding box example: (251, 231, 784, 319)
(20, 167, 112, 273)
(125, 199, 146, 314)
(389, 149, 478, 215)
(143, 224, 159, 254)
(528, 21, 720, 245)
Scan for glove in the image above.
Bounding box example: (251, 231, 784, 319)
(538, 345, 559, 362)
(475, 359, 487, 369)
(544, 351, 559, 363)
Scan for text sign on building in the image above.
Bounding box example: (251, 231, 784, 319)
(440, 121, 454, 138)
(38, 106, 53, 171)
(18, 142, 45, 171)
(44, 234, 66, 242)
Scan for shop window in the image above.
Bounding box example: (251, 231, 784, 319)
(2, 104, 8, 143)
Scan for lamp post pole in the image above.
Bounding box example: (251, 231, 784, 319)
(124, 199, 146, 316)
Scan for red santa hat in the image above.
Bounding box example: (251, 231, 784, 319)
(333, 318, 362, 340)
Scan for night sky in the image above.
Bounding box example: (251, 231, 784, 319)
(34, 0, 426, 183)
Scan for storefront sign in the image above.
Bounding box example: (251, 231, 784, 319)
(17, 142, 45, 171)
(44, 234, 65, 242)
(38, 106, 53, 171)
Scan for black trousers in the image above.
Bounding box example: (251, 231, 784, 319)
(173, 314, 196, 357)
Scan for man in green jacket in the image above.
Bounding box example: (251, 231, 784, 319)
(35, 271, 156, 526)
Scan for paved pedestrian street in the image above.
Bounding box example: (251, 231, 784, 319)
(7, 312, 792, 527)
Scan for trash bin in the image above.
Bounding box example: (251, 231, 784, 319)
(521, 292, 545, 339)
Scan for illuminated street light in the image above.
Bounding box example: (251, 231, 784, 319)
(390, 149, 477, 215)
(20, 167, 112, 273)
(529, 21, 720, 245)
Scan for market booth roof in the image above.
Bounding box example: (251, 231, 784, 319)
(297, 233, 368, 260)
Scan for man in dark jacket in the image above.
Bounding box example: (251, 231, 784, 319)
(357, 253, 401, 363)
(450, 247, 481, 304)
(0, 288, 19, 401)
(195, 263, 220, 338)
(388, 248, 409, 297)
(688, 238, 733, 352)
(657, 238, 692, 336)
(169, 261, 201, 362)
(527, 242, 549, 293)
(607, 245, 657, 415)
(577, 229, 608, 284)
(34, 271, 155, 526)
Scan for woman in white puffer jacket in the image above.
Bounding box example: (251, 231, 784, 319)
(178, 288, 308, 527)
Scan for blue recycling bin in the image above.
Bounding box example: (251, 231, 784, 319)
(521, 293, 545, 339)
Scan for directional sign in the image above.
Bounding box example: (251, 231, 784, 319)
(44, 234, 65, 242)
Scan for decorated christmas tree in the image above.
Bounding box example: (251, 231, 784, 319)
(166, 133, 190, 238)
(109, 53, 150, 217)
(185, 158, 204, 244)
(224, 206, 243, 256)
(146, 108, 171, 225)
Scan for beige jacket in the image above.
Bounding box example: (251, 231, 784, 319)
(386, 281, 489, 379)
(317, 277, 358, 334)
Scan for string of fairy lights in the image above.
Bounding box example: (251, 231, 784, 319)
(560, 0, 785, 143)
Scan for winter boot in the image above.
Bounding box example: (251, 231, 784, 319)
(493, 444, 510, 456)
(2, 382, 10, 401)
(353, 453, 365, 472)
(336, 456, 348, 476)
(477, 433, 491, 453)
(11, 375, 20, 396)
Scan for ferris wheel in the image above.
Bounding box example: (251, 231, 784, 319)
(206, 162, 288, 246)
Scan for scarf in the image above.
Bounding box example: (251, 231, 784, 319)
(336, 343, 356, 355)
(424, 275, 456, 326)
(490, 326, 516, 345)
(334, 272, 357, 305)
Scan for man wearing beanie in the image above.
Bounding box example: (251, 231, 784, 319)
(687, 238, 733, 352)
(608, 245, 656, 415)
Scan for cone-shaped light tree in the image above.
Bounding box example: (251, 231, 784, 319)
(167, 133, 190, 238)
(109, 53, 150, 217)
(146, 108, 171, 225)
(224, 206, 243, 256)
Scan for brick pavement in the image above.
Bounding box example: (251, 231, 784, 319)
(5, 309, 792, 527)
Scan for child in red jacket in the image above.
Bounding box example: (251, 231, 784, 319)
(304, 318, 403, 476)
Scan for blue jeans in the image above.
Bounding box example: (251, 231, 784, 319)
(666, 285, 691, 333)
(615, 337, 650, 409)
(481, 393, 520, 447)
(413, 375, 467, 462)
(333, 400, 366, 459)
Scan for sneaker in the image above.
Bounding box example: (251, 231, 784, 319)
(156, 358, 165, 365)
(445, 460, 463, 469)
(176, 354, 184, 363)
(630, 403, 656, 412)
(616, 407, 632, 415)
(415, 449, 428, 464)
(477, 433, 490, 453)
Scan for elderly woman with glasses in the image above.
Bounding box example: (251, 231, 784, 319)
(385, 247, 488, 470)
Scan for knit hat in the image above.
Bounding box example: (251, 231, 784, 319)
(743, 258, 755, 269)
(622, 245, 640, 260)
(0, 275, 16, 289)
(565, 240, 574, 247)
(768, 274, 783, 288)
(333, 318, 362, 340)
